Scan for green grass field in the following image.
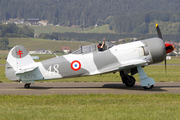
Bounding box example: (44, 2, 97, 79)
(84, 25, 115, 33)
(1, 37, 180, 120)
(31, 25, 83, 35)
(31, 25, 115, 35)
(7, 37, 90, 51)
(0, 94, 179, 120)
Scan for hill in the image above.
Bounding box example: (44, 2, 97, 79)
(2, 0, 180, 41)
(1, 0, 180, 27)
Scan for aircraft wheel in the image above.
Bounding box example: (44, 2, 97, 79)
(143, 85, 154, 90)
(124, 75, 136, 87)
(24, 83, 31, 88)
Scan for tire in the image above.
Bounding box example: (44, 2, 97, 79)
(24, 84, 30, 88)
(124, 75, 136, 87)
(143, 85, 154, 90)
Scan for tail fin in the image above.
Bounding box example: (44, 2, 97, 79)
(5, 45, 35, 81)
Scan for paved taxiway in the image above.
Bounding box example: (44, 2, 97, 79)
(0, 82, 180, 95)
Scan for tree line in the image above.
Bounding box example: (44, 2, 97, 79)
(0, 37, 9, 50)
(110, 11, 180, 34)
(0, 23, 34, 38)
(39, 32, 180, 43)
(0, 23, 34, 50)
(1, 0, 180, 27)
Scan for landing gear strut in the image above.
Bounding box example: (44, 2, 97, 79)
(119, 71, 136, 87)
(119, 66, 155, 89)
(24, 83, 31, 88)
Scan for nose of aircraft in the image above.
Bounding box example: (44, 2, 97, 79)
(165, 43, 175, 54)
(143, 37, 175, 64)
(143, 37, 166, 64)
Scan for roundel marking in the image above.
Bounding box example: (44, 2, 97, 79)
(71, 60, 81, 71)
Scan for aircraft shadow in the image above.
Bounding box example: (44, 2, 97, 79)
(102, 84, 167, 92)
(16, 83, 171, 92)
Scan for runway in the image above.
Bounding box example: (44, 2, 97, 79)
(0, 82, 180, 95)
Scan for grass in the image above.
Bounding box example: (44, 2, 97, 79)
(31, 25, 83, 35)
(31, 25, 115, 35)
(7, 37, 90, 51)
(84, 25, 115, 33)
(1, 38, 180, 119)
(0, 51, 8, 64)
(2, 24, 180, 120)
(161, 56, 180, 64)
(0, 94, 179, 120)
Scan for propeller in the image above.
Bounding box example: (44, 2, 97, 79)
(156, 23, 163, 39)
(155, 23, 175, 74)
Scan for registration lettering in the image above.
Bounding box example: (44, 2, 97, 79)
(20, 74, 37, 79)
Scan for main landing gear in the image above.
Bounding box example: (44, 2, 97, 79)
(24, 83, 31, 88)
(119, 70, 154, 90)
(119, 71, 136, 87)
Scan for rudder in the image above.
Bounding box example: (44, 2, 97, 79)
(5, 45, 35, 81)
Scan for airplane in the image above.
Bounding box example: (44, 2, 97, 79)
(5, 24, 174, 89)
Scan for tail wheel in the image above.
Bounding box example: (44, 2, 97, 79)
(124, 75, 136, 87)
(143, 85, 154, 90)
(24, 83, 31, 88)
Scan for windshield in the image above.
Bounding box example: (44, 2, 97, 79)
(72, 42, 113, 54)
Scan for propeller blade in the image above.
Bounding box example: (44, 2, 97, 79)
(156, 23, 166, 74)
(165, 58, 167, 75)
(156, 23, 163, 39)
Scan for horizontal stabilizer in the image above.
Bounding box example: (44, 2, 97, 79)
(15, 66, 38, 74)
(17, 67, 43, 81)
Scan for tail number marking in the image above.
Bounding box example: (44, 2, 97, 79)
(46, 64, 59, 76)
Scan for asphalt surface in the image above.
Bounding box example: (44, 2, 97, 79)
(0, 82, 180, 95)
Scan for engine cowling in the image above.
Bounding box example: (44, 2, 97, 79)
(142, 37, 166, 64)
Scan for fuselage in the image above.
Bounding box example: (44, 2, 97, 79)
(33, 37, 165, 80)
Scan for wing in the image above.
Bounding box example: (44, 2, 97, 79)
(119, 59, 147, 71)
(98, 59, 147, 74)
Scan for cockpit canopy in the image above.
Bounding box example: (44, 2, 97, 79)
(72, 42, 113, 54)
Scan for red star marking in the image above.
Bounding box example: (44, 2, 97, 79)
(17, 49, 23, 58)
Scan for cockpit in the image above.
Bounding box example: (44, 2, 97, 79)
(72, 42, 113, 54)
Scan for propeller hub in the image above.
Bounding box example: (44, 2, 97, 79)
(165, 44, 175, 54)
